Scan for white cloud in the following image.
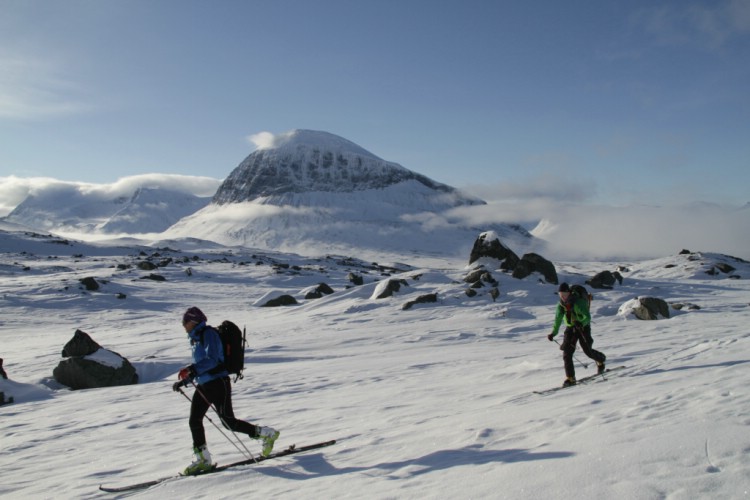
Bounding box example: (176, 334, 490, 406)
(80, 174, 222, 198)
(462, 174, 595, 204)
(0, 52, 89, 120)
(0, 174, 222, 216)
(448, 197, 750, 261)
(247, 131, 276, 149)
(247, 130, 301, 150)
(633, 0, 750, 50)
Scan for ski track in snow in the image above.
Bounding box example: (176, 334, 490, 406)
(1, 232, 749, 499)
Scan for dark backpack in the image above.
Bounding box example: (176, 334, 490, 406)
(205, 320, 247, 382)
(570, 284, 592, 308)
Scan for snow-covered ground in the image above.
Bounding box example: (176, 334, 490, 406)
(1, 228, 748, 499)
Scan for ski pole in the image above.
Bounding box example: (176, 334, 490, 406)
(553, 338, 589, 369)
(177, 385, 256, 462)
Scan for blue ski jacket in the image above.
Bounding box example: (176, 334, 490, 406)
(187, 322, 228, 385)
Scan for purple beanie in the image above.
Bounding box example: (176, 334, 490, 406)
(182, 306, 207, 325)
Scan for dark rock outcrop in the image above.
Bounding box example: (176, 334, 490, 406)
(304, 283, 335, 300)
(375, 279, 409, 299)
(586, 270, 624, 289)
(261, 295, 298, 307)
(347, 273, 364, 286)
(469, 232, 519, 270)
(511, 253, 558, 284)
(79, 277, 100, 291)
(402, 293, 438, 310)
(54, 330, 138, 390)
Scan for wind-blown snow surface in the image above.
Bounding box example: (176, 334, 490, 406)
(1, 229, 749, 499)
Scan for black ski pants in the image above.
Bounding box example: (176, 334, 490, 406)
(560, 325, 606, 379)
(189, 376, 258, 449)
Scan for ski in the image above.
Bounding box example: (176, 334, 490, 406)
(533, 366, 626, 395)
(99, 439, 336, 493)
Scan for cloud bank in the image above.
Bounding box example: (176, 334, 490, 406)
(455, 181, 750, 261)
(0, 174, 222, 217)
(2, 175, 748, 262)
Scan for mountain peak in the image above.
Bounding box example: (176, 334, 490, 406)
(213, 129, 473, 204)
(253, 129, 381, 160)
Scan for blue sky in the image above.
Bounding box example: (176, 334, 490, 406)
(1, 0, 749, 207)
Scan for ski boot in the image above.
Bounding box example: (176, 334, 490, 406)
(597, 361, 606, 375)
(562, 377, 576, 388)
(258, 426, 280, 457)
(183, 445, 214, 475)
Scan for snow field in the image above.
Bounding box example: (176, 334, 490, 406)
(1, 236, 749, 499)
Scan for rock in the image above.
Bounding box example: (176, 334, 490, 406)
(469, 232, 519, 270)
(464, 269, 498, 287)
(464, 269, 485, 283)
(632, 297, 671, 320)
(511, 253, 558, 284)
(54, 330, 138, 390)
(402, 293, 438, 310)
(79, 277, 100, 291)
(315, 283, 335, 295)
(304, 283, 335, 300)
(261, 295, 298, 307)
(0, 392, 14, 406)
(671, 302, 701, 311)
(374, 279, 408, 299)
(347, 273, 364, 286)
(53, 352, 139, 390)
(140, 274, 166, 281)
(62, 329, 102, 357)
(586, 270, 623, 289)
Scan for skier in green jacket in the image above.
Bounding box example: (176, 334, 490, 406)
(548, 283, 606, 387)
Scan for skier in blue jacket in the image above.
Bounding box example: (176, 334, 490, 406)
(173, 306, 279, 475)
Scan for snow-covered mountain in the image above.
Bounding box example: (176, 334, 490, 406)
(1, 131, 534, 258)
(164, 130, 532, 258)
(4, 184, 211, 235)
(213, 129, 475, 202)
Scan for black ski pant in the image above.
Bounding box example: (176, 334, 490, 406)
(560, 325, 606, 380)
(189, 376, 259, 449)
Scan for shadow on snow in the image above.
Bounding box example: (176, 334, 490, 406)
(254, 444, 573, 480)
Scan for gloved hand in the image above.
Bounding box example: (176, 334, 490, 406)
(547, 333, 555, 341)
(172, 379, 188, 392)
(178, 365, 195, 381)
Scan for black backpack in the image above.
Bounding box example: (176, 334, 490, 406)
(570, 284, 592, 308)
(205, 320, 247, 382)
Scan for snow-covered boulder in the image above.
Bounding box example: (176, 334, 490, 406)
(53, 330, 138, 390)
(371, 278, 409, 299)
(618, 297, 671, 320)
(469, 231, 519, 269)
